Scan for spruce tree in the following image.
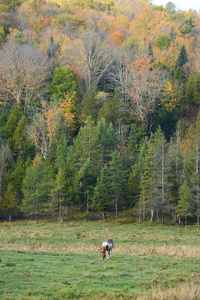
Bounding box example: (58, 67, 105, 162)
(93, 164, 113, 220)
(2, 183, 17, 221)
(109, 150, 127, 219)
(22, 156, 51, 223)
(173, 45, 188, 80)
(176, 180, 192, 226)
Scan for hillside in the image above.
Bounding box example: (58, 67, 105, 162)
(0, 0, 200, 224)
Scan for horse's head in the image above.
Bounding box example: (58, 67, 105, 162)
(102, 246, 106, 260)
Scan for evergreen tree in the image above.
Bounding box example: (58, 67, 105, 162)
(174, 45, 188, 70)
(151, 127, 172, 223)
(139, 140, 155, 223)
(186, 70, 200, 105)
(2, 183, 17, 221)
(0, 143, 12, 203)
(21, 156, 51, 223)
(127, 138, 147, 209)
(47, 66, 82, 103)
(148, 41, 154, 62)
(97, 118, 116, 170)
(47, 35, 57, 60)
(98, 90, 127, 126)
(110, 150, 127, 219)
(176, 180, 192, 226)
(125, 124, 137, 167)
(81, 82, 100, 122)
(77, 159, 95, 214)
(63, 159, 77, 215)
(93, 164, 113, 220)
(173, 45, 188, 80)
(4, 104, 23, 142)
(10, 157, 26, 205)
(74, 116, 98, 170)
(167, 122, 185, 222)
(47, 113, 70, 167)
(13, 115, 35, 161)
(191, 113, 200, 226)
(51, 167, 65, 223)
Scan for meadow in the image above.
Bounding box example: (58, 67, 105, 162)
(0, 220, 200, 299)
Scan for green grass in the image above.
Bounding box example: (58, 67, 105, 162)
(0, 221, 200, 299)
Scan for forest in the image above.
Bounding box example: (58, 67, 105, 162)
(0, 0, 200, 225)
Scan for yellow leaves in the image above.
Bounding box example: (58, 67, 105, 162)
(179, 125, 195, 157)
(42, 94, 76, 141)
(0, 26, 5, 46)
(30, 19, 42, 42)
(58, 94, 76, 127)
(162, 80, 179, 111)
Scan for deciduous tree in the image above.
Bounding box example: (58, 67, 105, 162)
(0, 42, 50, 106)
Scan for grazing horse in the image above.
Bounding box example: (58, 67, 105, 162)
(102, 238, 114, 260)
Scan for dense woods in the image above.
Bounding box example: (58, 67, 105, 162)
(1, 0, 200, 225)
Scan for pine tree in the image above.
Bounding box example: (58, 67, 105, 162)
(93, 164, 113, 220)
(21, 156, 51, 223)
(174, 45, 188, 70)
(81, 82, 100, 122)
(151, 127, 172, 223)
(110, 150, 127, 219)
(191, 113, 200, 226)
(127, 138, 147, 210)
(139, 140, 155, 223)
(148, 41, 154, 62)
(173, 45, 188, 80)
(176, 180, 192, 226)
(51, 167, 65, 223)
(97, 118, 116, 170)
(4, 104, 23, 141)
(126, 124, 137, 167)
(77, 159, 95, 214)
(0, 143, 12, 203)
(2, 183, 17, 221)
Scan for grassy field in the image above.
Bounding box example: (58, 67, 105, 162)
(0, 220, 200, 299)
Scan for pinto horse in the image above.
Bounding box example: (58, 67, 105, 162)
(101, 238, 114, 260)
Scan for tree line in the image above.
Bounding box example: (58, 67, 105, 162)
(0, 0, 200, 225)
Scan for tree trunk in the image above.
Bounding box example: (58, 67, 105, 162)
(59, 201, 62, 223)
(9, 213, 11, 222)
(139, 206, 141, 223)
(150, 208, 154, 222)
(66, 203, 69, 216)
(185, 215, 187, 226)
(115, 191, 118, 219)
(87, 186, 89, 214)
(36, 178, 38, 224)
(143, 207, 145, 224)
(102, 209, 106, 221)
(197, 216, 199, 226)
(162, 211, 164, 224)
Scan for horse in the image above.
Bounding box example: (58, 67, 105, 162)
(101, 238, 114, 260)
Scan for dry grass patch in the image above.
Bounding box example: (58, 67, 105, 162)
(137, 282, 200, 300)
(1, 242, 200, 258)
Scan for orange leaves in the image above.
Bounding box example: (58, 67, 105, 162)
(42, 94, 76, 141)
(109, 24, 127, 46)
